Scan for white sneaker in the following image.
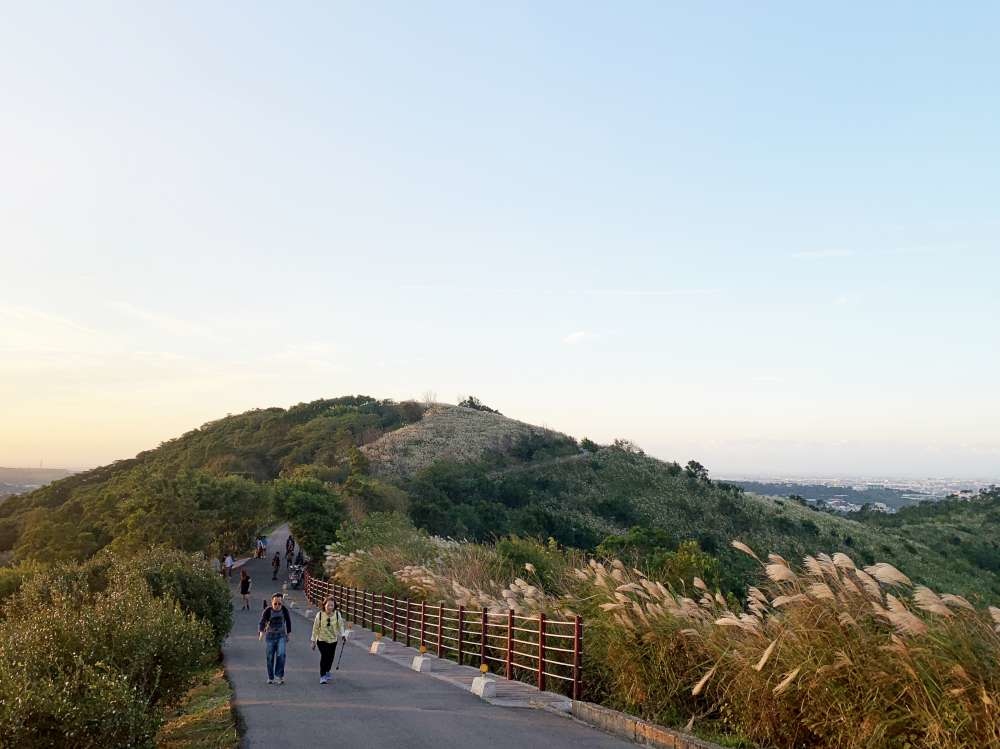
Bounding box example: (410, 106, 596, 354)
(277, 677, 285, 685)
(266, 678, 273, 685)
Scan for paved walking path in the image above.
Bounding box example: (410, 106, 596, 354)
(222, 525, 634, 748)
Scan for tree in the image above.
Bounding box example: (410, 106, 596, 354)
(272, 478, 346, 559)
(457, 396, 502, 414)
(684, 460, 709, 482)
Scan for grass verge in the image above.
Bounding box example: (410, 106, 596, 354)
(156, 666, 240, 749)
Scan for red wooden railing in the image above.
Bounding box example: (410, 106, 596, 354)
(304, 570, 583, 699)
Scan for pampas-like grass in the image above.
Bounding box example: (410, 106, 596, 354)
(324, 525, 1000, 749)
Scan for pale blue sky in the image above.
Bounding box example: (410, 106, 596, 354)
(1, 2, 998, 477)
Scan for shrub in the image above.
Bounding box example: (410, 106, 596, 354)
(0, 656, 157, 748)
(0, 560, 43, 602)
(0, 554, 218, 747)
(132, 548, 233, 648)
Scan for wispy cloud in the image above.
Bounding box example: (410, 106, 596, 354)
(563, 331, 588, 345)
(400, 285, 722, 298)
(790, 249, 856, 259)
(108, 301, 213, 338)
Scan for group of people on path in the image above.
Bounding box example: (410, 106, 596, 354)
(257, 593, 347, 685)
(232, 532, 346, 685)
(270, 533, 305, 579)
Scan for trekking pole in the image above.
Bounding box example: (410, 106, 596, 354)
(335, 638, 347, 670)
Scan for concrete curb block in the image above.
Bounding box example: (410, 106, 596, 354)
(568, 701, 723, 749)
(411, 654, 435, 672)
(471, 675, 497, 698)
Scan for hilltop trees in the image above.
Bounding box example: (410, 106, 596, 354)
(10, 470, 269, 563)
(272, 477, 346, 559)
(458, 395, 502, 414)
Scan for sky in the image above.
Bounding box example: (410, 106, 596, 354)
(1, 2, 998, 478)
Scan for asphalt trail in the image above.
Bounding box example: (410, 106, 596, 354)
(222, 525, 633, 748)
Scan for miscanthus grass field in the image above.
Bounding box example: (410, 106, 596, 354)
(325, 514, 1000, 749)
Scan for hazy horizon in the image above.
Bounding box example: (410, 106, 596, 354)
(3, 3, 999, 477)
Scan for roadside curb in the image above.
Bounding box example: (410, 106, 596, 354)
(555, 701, 723, 749)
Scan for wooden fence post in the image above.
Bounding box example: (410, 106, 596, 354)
(573, 615, 583, 700)
(537, 613, 546, 692)
(437, 603, 444, 657)
(457, 605, 465, 666)
(506, 609, 514, 680)
(420, 602, 427, 650)
(480, 608, 488, 666)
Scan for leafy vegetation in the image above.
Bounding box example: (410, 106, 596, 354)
(457, 395, 502, 414)
(0, 552, 225, 747)
(323, 514, 1000, 749)
(856, 487, 1000, 585)
(0, 396, 423, 565)
(406, 443, 1000, 600)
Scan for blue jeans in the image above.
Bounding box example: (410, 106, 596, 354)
(265, 634, 287, 679)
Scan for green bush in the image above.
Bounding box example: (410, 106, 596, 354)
(273, 477, 346, 559)
(132, 548, 233, 647)
(12, 570, 212, 707)
(333, 511, 434, 559)
(0, 560, 43, 602)
(0, 554, 217, 747)
(0, 656, 157, 748)
(495, 536, 565, 591)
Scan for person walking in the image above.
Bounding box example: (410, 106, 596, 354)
(310, 596, 347, 684)
(271, 552, 281, 581)
(224, 552, 235, 579)
(258, 593, 292, 685)
(239, 569, 252, 610)
(294, 548, 304, 567)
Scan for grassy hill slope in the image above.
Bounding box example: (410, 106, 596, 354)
(403, 442, 1000, 601)
(2, 395, 997, 602)
(362, 403, 570, 480)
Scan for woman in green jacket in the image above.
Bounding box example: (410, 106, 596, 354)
(311, 596, 347, 684)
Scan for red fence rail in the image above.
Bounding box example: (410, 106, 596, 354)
(303, 570, 583, 699)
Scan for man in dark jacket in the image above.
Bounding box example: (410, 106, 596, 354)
(259, 593, 292, 684)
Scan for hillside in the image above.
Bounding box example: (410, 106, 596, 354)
(362, 403, 571, 480)
(2, 395, 997, 602)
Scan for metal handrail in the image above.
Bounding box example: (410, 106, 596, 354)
(303, 570, 583, 699)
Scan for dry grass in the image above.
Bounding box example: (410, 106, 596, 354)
(156, 667, 239, 749)
(326, 523, 1000, 748)
(569, 543, 1000, 748)
(361, 404, 569, 480)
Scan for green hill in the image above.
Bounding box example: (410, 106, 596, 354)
(2, 395, 997, 602)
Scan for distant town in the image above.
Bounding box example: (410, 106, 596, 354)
(723, 475, 998, 514)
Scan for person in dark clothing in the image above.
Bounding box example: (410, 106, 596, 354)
(295, 549, 304, 566)
(258, 593, 292, 684)
(271, 552, 281, 581)
(239, 569, 252, 610)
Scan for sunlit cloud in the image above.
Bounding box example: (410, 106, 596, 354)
(563, 330, 588, 345)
